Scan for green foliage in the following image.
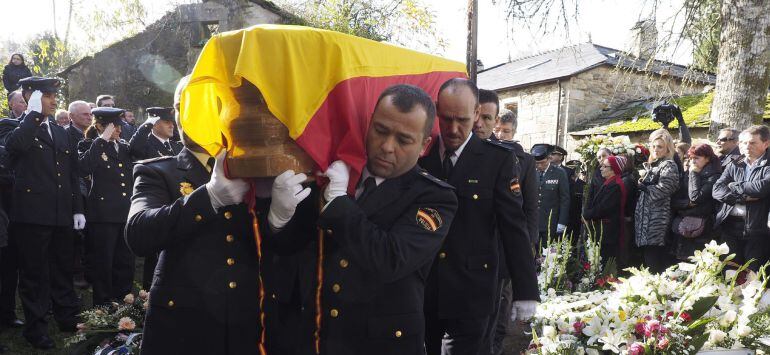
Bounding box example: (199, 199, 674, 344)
(279, 0, 446, 54)
(24, 33, 76, 77)
(599, 93, 713, 134)
(683, 0, 721, 73)
(73, 0, 148, 53)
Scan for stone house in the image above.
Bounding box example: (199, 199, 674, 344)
(58, 0, 297, 119)
(477, 21, 715, 154)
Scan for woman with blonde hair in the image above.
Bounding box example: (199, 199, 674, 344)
(635, 128, 680, 272)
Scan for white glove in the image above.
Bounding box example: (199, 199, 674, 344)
(556, 224, 567, 234)
(145, 115, 161, 125)
(73, 214, 86, 230)
(512, 300, 538, 321)
(25, 90, 43, 115)
(206, 150, 250, 211)
(100, 123, 115, 141)
(268, 170, 311, 230)
(322, 160, 350, 202)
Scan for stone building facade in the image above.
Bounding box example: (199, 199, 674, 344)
(479, 42, 714, 153)
(59, 0, 295, 119)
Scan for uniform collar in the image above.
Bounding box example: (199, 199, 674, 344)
(438, 131, 473, 159)
(190, 150, 213, 173)
(151, 131, 169, 144)
(359, 167, 385, 187)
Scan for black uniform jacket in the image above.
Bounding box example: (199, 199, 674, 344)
(419, 134, 539, 319)
(124, 148, 260, 355)
(77, 138, 133, 224)
(5, 112, 83, 226)
(263, 166, 457, 355)
(128, 122, 182, 160)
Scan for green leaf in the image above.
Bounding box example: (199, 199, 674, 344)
(687, 296, 718, 320)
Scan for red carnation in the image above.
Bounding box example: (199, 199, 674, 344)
(679, 312, 692, 322)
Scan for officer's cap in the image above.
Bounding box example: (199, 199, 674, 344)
(551, 145, 568, 156)
(565, 160, 583, 171)
(531, 143, 553, 161)
(92, 107, 125, 125)
(18, 77, 61, 93)
(146, 107, 175, 121)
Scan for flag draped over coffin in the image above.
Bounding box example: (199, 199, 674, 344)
(180, 24, 466, 185)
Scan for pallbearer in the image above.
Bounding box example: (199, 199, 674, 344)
(77, 107, 135, 306)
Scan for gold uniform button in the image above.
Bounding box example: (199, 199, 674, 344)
(121, 183, 125, 187)
(325, 229, 333, 235)
(100, 197, 104, 200)
(224, 211, 233, 219)
(339, 259, 349, 268)
(395, 330, 403, 338)
(330, 309, 339, 318)
(226, 234, 234, 243)
(66, 150, 70, 154)
(26, 189, 30, 193)
(107, 165, 111, 169)
(122, 192, 127, 196)
(120, 173, 125, 177)
(483, 263, 489, 269)
(57, 173, 61, 177)
(271, 293, 276, 299)
(227, 258, 235, 266)
(439, 252, 447, 259)
(472, 194, 479, 200)
(229, 282, 237, 289)
(58, 184, 61, 188)
(118, 163, 123, 167)
(332, 284, 341, 293)
(167, 300, 175, 307)
(194, 215, 203, 222)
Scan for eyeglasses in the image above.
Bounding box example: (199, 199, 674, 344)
(717, 137, 735, 142)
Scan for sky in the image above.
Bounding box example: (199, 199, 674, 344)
(1, 0, 695, 66)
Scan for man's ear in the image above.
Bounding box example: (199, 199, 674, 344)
(420, 136, 433, 155)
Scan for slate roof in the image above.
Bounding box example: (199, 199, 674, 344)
(477, 43, 715, 91)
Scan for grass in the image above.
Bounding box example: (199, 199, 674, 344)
(0, 257, 147, 355)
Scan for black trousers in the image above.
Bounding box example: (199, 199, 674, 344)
(86, 223, 134, 306)
(263, 298, 302, 355)
(0, 230, 19, 323)
(478, 278, 513, 355)
(425, 312, 489, 355)
(14, 223, 80, 340)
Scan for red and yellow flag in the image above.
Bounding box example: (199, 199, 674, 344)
(179, 24, 466, 181)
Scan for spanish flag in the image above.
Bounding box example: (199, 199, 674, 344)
(179, 24, 466, 182)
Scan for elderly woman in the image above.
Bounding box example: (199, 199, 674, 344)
(635, 129, 680, 272)
(583, 156, 629, 263)
(673, 143, 722, 260)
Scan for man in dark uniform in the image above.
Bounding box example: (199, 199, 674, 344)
(420, 79, 538, 355)
(474, 89, 538, 355)
(66, 100, 92, 289)
(5, 77, 83, 349)
(565, 159, 586, 237)
(262, 84, 458, 355)
(128, 107, 182, 161)
(128, 107, 182, 290)
(533, 143, 570, 242)
(77, 107, 135, 306)
(125, 78, 260, 354)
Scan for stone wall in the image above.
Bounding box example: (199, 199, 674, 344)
(59, 0, 286, 119)
(498, 82, 563, 150)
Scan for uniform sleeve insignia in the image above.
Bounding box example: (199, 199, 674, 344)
(179, 182, 194, 196)
(510, 178, 522, 196)
(416, 207, 442, 232)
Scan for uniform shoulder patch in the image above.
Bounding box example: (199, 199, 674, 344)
(416, 207, 443, 232)
(136, 155, 175, 165)
(483, 138, 513, 151)
(509, 177, 522, 196)
(417, 169, 454, 189)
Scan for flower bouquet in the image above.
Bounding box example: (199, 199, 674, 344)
(528, 241, 770, 354)
(574, 135, 637, 172)
(65, 291, 148, 354)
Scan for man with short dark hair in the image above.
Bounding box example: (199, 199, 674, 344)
(5, 77, 83, 349)
(714, 125, 770, 271)
(7, 91, 26, 119)
(494, 110, 516, 141)
(420, 78, 538, 355)
(128, 108, 182, 161)
(717, 128, 741, 169)
(119, 111, 137, 141)
(474, 89, 499, 139)
(95, 95, 115, 108)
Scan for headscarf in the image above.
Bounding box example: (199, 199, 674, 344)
(604, 155, 628, 251)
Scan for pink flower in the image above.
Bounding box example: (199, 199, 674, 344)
(628, 342, 645, 355)
(123, 294, 135, 304)
(634, 321, 646, 336)
(644, 320, 660, 337)
(582, 262, 590, 271)
(679, 312, 692, 323)
(118, 317, 136, 331)
(573, 321, 585, 334)
(657, 337, 670, 350)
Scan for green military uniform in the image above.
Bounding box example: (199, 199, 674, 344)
(533, 144, 570, 241)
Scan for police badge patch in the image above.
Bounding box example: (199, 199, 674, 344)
(510, 177, 521, 196)
(416, 207, 442, 232)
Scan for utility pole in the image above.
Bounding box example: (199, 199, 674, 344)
(466, 0, 478, 82)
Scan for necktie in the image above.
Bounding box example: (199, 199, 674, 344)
(206, 156, 215, 172)
(41, 122, 52, 139)
(356, 177, 377, 204)
(163, 141, 172, 153)
(442, 150, 454, 180)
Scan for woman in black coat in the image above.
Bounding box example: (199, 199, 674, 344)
(584, 155, 629, 263)
(673, 143, 722, 260)
(78, 108, 135, 306)
(2, 54, 33, 93)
